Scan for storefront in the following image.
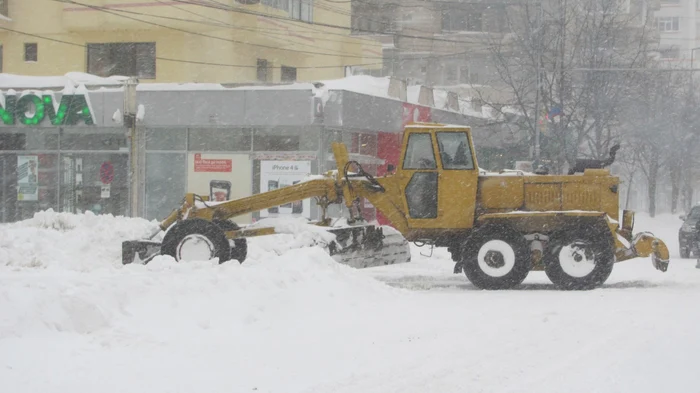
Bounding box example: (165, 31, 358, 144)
(0, 77, 506, 225)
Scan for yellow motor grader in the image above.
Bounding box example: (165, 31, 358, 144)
(122, 123, 670, 290)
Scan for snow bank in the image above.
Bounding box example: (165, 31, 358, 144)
(0, 209, 159, 270)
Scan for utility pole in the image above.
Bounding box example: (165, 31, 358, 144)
(533, 0, 543, 165)
(124, 77, 139, 217)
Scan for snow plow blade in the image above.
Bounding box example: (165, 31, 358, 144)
(121, 224, 411, 268)
(122, 239, 162, 265)
(325, 225, 411, 268)
(615, 232, 670, 272)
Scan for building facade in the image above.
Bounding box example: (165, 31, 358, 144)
(0, 0, 382, 83)
(0, 75, 511, 225)
(654, 0, 700, 65)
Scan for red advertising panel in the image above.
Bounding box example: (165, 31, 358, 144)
(194, 153, 232, 173)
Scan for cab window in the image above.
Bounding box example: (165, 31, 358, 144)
(403, 133, 436, 169)
(437, 132, 474, 170)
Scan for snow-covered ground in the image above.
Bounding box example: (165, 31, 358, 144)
(1, 211, 699, 393)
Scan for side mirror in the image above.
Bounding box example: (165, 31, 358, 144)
(387, 164, 396, 173)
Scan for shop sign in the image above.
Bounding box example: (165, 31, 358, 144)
(193, 153, 232, 172)
(17, 155, 39, 201)
(0, 90, 96, 126)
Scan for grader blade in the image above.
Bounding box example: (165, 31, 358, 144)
(325, 225, 412, 269)
(122, 239, 162, 265)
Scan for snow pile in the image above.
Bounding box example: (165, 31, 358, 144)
(0, 209, 159, 270)
(247, 217, 338, 256)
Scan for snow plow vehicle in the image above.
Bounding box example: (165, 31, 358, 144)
(123, 122, 670, 290)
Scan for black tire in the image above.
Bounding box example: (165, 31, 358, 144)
(543, 224, 614, 290)
(460, 225, 531, 290)
(161, 219, 231, 263)
(213, 220, 248, 264)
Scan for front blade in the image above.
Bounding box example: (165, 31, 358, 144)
(122, 240, 162, 265)
(325, 225, 411, 269)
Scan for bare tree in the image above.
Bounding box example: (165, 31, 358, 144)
(474, 0, 655, 173)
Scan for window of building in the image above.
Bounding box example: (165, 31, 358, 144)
(87, 42, 156, 79)
(0, 0, 8, 17)
(281, 66, 297, 82)
(257, 59, 269, 82)
(442, 8, 482, 32)
(262, 0, 288, 11)
(290, 0, 313, 22)
(661, 0, 680, 4)
(657, 17, 680, 32)
(24, 43, 37, 62)
(659, 46, 681, 59)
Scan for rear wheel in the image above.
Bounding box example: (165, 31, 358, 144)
(460, 225, 531, 290)
(544, 225, 614, 290)
(161, 219, 231, 263)
(214, 220, 248, 264)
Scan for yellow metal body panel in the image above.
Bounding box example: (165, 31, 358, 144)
(477, 176, 524, 210)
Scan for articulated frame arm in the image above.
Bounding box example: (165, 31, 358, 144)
(158, 178, 340, 231)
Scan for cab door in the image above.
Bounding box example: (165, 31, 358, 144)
(434, 130, 479, 229)
(397, 129, 478, 230)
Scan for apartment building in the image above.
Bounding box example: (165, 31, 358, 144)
(655, 0, 700, 65)
(0, 0, 382, 83)
(350, 0, 506, 88)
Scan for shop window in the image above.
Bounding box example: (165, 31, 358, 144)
(24, 43, 37, 62)
(1, 153, 59, 223)
(87, 42, 156, 79)
(0, 129, 59, 151)
(61, 131, 127, 151)
(290, 0, 313, 22)
(145, 153, 186, 220)
(59, 153, 129, 216)
(145, 128, 186, 151)
(188, 128, 252, 151)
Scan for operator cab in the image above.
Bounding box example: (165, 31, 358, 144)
(396, 123, 479, 230)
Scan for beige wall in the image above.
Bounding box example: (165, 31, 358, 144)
(0, 0, 382, 83)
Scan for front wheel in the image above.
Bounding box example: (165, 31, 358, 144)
(461, 225, 531, 290)
(161, 219, 231, 263)
(544, 226, 614, 290)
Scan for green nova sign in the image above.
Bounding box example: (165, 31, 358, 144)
(0, 90, 96, 126)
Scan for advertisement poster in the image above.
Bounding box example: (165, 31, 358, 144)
(187, 153, 253, 224)
(17, 155, 38, 201)
(259, 161, 311, 219)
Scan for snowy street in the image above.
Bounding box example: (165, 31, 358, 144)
(2, 212, 700, 393)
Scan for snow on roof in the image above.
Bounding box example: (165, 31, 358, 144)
(0, 72, 127, 89)
(0, 72, 493, 119)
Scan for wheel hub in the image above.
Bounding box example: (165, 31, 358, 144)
(484, 250, 506, 269)
(176, 234, 215, 262)
(558, 242, 596, 278)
